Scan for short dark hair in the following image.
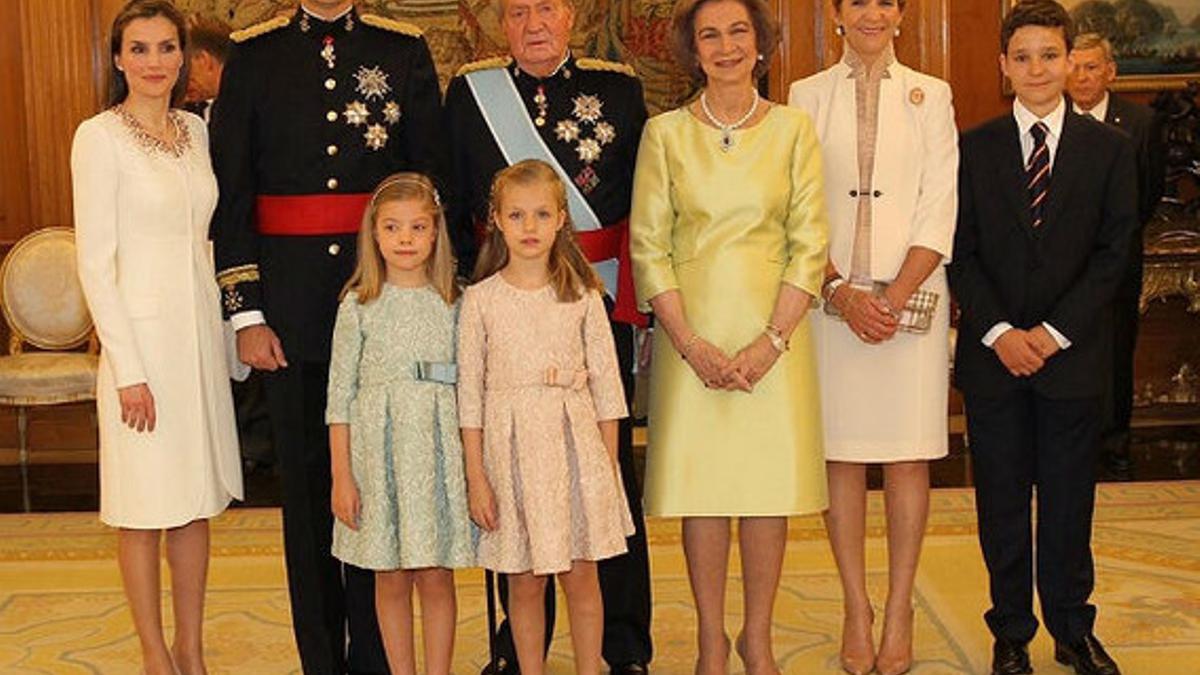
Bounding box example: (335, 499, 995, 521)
(832, 0, 906, 9)
(1001, 0, 1074, 55)
(107, 0, 190, 107)
(671, 0, 779, 86)
(188, 14, 232, 63)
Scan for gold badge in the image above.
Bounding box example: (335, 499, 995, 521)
(364, 124, 388, 151)
(909, 87, 925, 105)
(576, 138, 601, 164)
(343, 101, 369, 126)
(555, 120, 581, 142)
(594, 121, 616, 146)
(572, 94, 603, 124)
(354, 66, 391, 101)
(382, 101, 401, 125)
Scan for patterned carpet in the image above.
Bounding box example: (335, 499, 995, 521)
(1, 482, 1198, 674)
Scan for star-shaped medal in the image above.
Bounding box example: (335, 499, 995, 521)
(364, 124, 388, 151)
(576, 138, 602, 163)
(382, 101, 401, 125)
(594, 121, 616, 146)
(354, 66, 391, 101)
(572, 94, 603, 124)
(555, 119, 581, 142)
(343, 101, 369, 126)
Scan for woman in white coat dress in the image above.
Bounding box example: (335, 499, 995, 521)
(788, 1, 957, 673)
(71, 2, 242, 673)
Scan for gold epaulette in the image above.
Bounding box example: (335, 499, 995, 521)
(359, 14, 423, 38)
(576, 57, 637, 78)
(230, 15, 289, 43)
(455, 55, 514, 78)
(216, 264, 260, 289)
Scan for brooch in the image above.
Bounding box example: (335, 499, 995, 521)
(909, 87, 925, 105)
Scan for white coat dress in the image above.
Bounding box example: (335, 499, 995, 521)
(72, 109, 243, 528)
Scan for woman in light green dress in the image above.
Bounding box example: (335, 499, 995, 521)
(630, 0, 829, 672)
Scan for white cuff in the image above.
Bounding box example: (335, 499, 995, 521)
(230, 310, 266, 332)
(1041, 322, 1071, 350)
(982, 322, 1014, 348)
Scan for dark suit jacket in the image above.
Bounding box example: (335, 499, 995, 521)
(1105, 93, 1165, 226)
(949, 110, 1138, 399)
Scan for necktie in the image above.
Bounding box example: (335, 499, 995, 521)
(1027, 121, 1050, 228)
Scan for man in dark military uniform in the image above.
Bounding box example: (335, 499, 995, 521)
(444, 1, 652, 673)
(209, 2, 446, 673)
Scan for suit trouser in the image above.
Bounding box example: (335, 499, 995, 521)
(966, 388, 1101, 644)
(492, 320, 654, 668)
(1102, 258, 1143, 455)
(265, 361, 387, 674)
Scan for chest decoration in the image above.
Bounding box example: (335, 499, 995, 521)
(337, 67, 402, 151)
(321, 37, 335, 69)
(548, 92, 616, 174)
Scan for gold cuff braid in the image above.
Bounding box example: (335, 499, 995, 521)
(216, 264, 260, 289)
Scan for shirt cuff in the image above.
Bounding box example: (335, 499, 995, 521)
(982, 322, 1014, 348)
(230, 310, 266, 332)
(1041, 322, 1072, 350)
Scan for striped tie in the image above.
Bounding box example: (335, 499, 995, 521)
(1027, 121, 1050, 228)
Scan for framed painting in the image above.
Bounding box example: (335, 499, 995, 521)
(1003, 0, 1200, 91)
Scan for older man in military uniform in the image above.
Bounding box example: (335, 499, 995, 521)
(209, 2, 446, 673)
(445, 1, 652, 673)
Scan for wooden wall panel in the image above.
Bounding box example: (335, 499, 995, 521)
(18, 0, 103, 232)
(0, 13, 32, 243)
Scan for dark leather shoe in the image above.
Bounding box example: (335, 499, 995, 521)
(991, 638, 1032, 675)
(480, 657, 517, 675)
(1055, 634, 1121, 675)
(611, 663, 649, 675)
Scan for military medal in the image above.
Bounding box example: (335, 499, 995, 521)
(594, 121, 616, 146)
(382, 101, 401, 125)
(534, 85, 548, 127)
(572, 94, 603, 124)
(299, 12, 310, 32)
(555, 119, 580, 142)
(364, 124, 388, 150)
(343, 100, 369, 126)
(321, 36, 335, 69)
(700, 89, 760, 152)
(354, 65, 391, 101)
(576, 138, 601, 163)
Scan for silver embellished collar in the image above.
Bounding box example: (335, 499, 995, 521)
(112, 105, 191, 158)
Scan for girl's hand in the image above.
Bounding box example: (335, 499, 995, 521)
(724, 334, 783, 391)
(835, 286, 898, 344)
(117, 383, 156, 432)
(468, 474, 498, 531)
(331, 475, 361, 530)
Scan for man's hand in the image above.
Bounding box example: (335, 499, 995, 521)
(993, 329, 1045, 377)
(1027, 325, 1062, 360)
(237, 324, 288, 371)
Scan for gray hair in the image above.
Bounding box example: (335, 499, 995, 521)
(1073, 32, 1114, 62)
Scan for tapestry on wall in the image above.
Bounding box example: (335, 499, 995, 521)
(176, 0, 692, 114)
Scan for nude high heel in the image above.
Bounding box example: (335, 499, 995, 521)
(876, 607, 915, 675)
(840, 608, 876, 675)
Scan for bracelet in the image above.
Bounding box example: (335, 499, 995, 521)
(764, 323, 789, 353)
(822, 277, 847, 305)
(679, 333, 700, 361)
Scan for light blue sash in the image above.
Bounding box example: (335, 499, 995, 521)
(465, 67, 617, 296)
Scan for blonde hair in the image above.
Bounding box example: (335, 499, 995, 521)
(474, 159, 602, 302)
(341, 173, 460, 305)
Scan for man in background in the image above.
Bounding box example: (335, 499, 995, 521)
(184, 15, 231, 122)
(1067, 32, 1165, 477)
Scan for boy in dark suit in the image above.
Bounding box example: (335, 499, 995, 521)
(949, 2, 1136, 674)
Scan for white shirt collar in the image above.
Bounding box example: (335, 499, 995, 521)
(1072, 92, 1110, 122)
(1013, 96, 1066, 140)
(301, 3, 354, 23)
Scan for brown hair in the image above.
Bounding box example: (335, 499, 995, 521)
(342, 173, 460, 306)
(187, 13, 232, 63)
(107, 0, 190, 107)
(474, 160, 602, 303)
(670, 0, 779, 85)
(1001, 0, 1074, 54)
(831, 0, 906, 9)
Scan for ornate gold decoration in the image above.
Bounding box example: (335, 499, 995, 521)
(555, 119, 580, 142)
(576, 138, 602, 163)
(455, 55, 514, 78)
(359, 13, 423, 38)
(1141, 260, 1200, 314)
(382, 101, 401, 125)
(364, 124, 389, 150)
(343, 100, 369, 126)
(354, 65, 391, 101)
(231, 15, 289, 43)
(572, 94, 603, 124)
(112, 106, 192, 158)
(594, 121, 616, 145)
(216, 264, 260, 289)
(575, 57, 636, 78)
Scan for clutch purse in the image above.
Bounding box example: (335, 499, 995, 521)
(823, 281, 939, 334)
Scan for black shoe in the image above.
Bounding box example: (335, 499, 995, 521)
(480, 657, 517, 675)
(991, 638, 1032, 675)
(1055, 634, 1121, 675)
(611, 663, 649, 675)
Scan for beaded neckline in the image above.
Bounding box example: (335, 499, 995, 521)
(112, 105, 191, 157)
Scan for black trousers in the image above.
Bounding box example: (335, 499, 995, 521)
(1101, 260, 1142, 456)
(492, 320, 654, 669)
(264, 361, 387, 675)
(966, 388, 1102, 644)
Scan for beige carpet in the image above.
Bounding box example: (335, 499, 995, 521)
(2, 482, 1199, 674)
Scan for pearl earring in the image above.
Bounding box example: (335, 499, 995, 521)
(894, 26, 901, 37)
(835, 24, 845, 37)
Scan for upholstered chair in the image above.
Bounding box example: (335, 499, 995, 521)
(0, 227, 98, 512)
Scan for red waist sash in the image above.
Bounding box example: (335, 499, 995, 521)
(255, 194, 370, 235)
(576, 218, 647, 328)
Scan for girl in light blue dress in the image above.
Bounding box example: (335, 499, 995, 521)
(326, 172, 473, 675)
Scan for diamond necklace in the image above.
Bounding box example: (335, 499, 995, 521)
(700, 89, 760, 152)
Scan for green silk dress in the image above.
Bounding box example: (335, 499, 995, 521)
(631, 104, 830, 517)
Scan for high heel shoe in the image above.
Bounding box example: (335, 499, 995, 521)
(876, 607, 914, 675)
(734, 633, 783, 675)
(839, 609, 876, 675)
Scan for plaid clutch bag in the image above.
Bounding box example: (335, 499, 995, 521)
(823, 281, 939, 334)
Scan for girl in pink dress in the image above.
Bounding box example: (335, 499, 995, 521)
(458, 159, 634, 675)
